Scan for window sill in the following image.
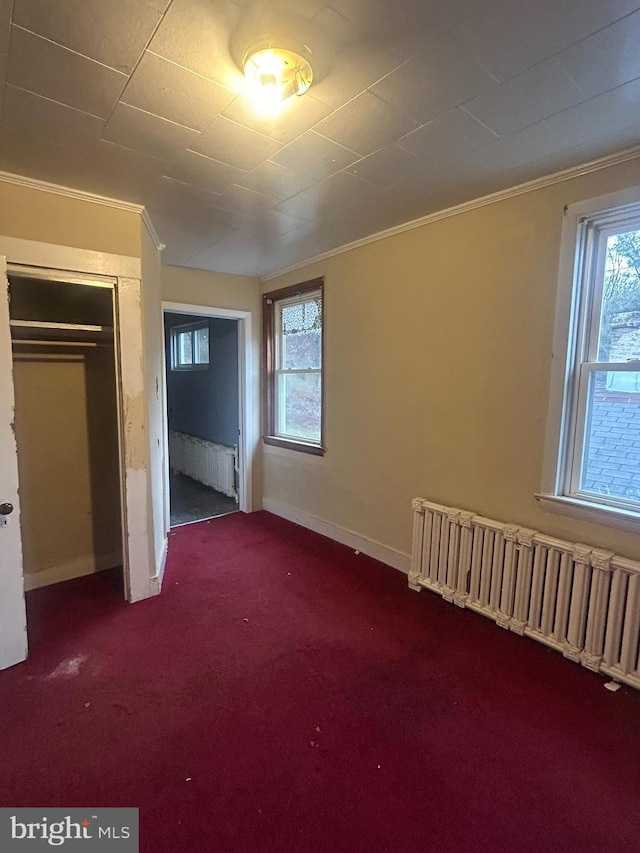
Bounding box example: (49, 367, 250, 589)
(263, 435, 325, 456)
(171, 364, 209, 372)
(535, 493, 640, 533)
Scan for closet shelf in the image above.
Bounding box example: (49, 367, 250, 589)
(10, 320, 114, 342)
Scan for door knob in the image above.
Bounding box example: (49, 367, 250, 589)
(0, 502, 14, 515)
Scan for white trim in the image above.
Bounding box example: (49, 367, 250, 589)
(0, 255, 28, 670)
(0, 169, 146, 213)
(23, 552, 122, 592)
(141, 209, 165, 252)
(553, 183, 640, 220)
(149, 536, 169, 595)
(237, 312, 254, 513)
(0, 169, 165, 252)
(263, 497, 410, 573)
(1, 239, 158, 614)
(536, 494, 640, 534)
(158, 309, 171, 538)
(163, 302, 251, 320)
(162, 301, 255, 518)
(0, 235, 140, 279)
(541, 203, 581, 498)
(123, 466, 154, 604)
(261, 144, 640, 282)
(541, 182, 640, 529)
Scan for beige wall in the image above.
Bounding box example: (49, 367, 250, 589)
(263, 159, 640, 563)
(163, 264, 261, 314)
(161, 264, 263, 509)
(12, 346, 122, 587)
(0, 181, 141, 257)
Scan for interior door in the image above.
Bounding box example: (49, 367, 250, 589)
(0, 255, 28, 668)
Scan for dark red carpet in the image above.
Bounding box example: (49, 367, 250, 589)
(2, 511, 640, 852)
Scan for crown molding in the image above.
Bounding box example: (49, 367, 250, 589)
(0, 170, 165, 252)
(0, 169, 145, 213)
(141, 209, 166, 252)
(261, 143, 640, 282)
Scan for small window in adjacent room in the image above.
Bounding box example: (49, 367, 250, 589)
(540, 189, 640, 528)
(171, 321, 209, 370)
(263, 278, 324, 455)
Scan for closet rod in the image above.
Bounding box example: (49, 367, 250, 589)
(10, 320, 113, 334)
(11, 339, 111, 348)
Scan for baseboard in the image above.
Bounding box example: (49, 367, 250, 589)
(149, 536, 169, 595)
(23, 551, 122, 591)
(262, 498, 410, 574)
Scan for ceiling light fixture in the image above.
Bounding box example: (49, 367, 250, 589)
(243, 41, 313, 117)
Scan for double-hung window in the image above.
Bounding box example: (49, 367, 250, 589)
(171, 321, 210, 370)
(541, 190, 640, 528)
(263, 278, 324, 454)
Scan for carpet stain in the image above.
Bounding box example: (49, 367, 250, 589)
(45, 653, 86, 680)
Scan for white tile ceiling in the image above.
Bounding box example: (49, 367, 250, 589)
(0, 0, 640, 276)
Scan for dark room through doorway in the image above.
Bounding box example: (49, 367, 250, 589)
(164, 311, 240, 526)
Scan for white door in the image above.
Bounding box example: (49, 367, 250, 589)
(0, 256, 28, 668)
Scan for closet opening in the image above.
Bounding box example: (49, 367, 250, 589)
(8, 271, 125, 603)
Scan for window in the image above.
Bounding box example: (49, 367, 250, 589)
(263, 278, 324, 454)
(171, 321, 209, 370)
(541, 190, 640, 528)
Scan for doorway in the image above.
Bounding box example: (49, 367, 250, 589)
(1, 237, 159, 671)
(164, 309, 241, 526)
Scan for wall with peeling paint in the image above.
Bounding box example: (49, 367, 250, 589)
(142, 226, 168, 582)
(117, 273, 155, 603)
(0, 180, 165, 610)
(161, 264, 262, 509)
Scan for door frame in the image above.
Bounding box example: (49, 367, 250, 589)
(0, 235, 156, 669)
(162, 301, 254, 524)
(7, 262, 128, 599)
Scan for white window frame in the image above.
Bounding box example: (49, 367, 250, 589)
(170, 320, 209, 371)
(539, 185, 640, 532)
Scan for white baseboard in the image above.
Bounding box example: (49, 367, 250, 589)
(23, 551, 122, 591)
(150, 536, 169, 595)
(262, 498, 410, 574)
